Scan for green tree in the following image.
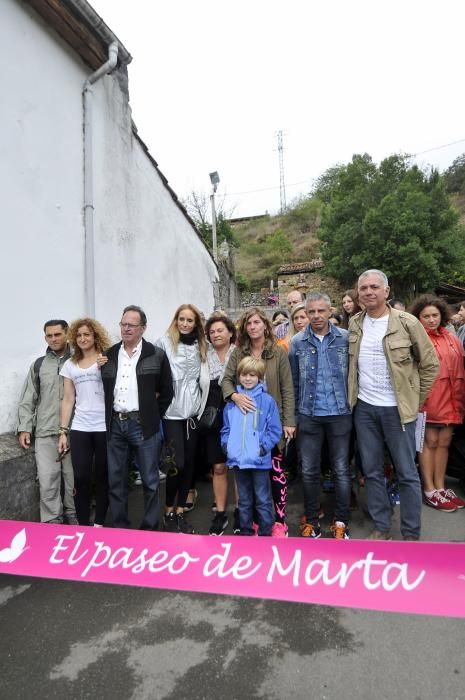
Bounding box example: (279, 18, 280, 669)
(316, 154, 465, 297)
(197, 214, 238, 250)
(265, 229, 293, 258)
(444, 153, 465, 194)
(284, 195, 321, 232)
(235, 272, 249, 292)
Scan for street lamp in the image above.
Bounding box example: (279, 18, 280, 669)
(209, 171, 220, 263)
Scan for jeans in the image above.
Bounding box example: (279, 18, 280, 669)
(234, 468, 274, 536)
(298, 414, 352, 525)
(107, 416, 161, 530)
(354, 400, 421, 538)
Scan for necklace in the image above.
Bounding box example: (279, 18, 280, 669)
(367, 307, 388, 325)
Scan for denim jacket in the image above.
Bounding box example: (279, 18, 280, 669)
(289, 324, 350, 416)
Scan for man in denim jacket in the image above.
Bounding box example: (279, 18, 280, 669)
(289, 292, 352, 539)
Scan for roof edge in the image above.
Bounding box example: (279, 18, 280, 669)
(24, 0, 132, 70)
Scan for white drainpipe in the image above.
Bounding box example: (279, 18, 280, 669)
(83, 42, 119, 316)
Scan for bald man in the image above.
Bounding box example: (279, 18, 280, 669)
(275, 290, 304, 340)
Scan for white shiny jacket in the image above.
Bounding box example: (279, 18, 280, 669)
(156, 335, 209, 420)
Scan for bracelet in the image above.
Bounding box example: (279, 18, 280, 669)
(59, 427, 69, 435)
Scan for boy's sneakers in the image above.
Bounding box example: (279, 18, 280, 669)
(330, 519, 350, 540)
(299, 517, 321, 539)
(271, 522, 288, 537)
(164, 511, 178, 532)
(233, 508, 241, 534)
(209, 512, 228, 536)
(441, 489, 465, 509)
(423, 490, 457, 512)
(176, 512, 195, 534)
(251, 522, 259, 536)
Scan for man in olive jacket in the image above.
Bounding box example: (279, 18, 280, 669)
(17, 320, 77, 524)
(348, 270, 438, 541)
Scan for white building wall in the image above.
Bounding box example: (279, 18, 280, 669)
(0, 0, 217, 433)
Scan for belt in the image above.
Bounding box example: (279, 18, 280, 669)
(114, 411, 140, 421)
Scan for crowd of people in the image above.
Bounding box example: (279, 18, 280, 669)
(17, 269, 465, 541)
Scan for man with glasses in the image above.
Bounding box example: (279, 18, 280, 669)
(101, 305, 173, 530)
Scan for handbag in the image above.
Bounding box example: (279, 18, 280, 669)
(198, 405, 221, 431)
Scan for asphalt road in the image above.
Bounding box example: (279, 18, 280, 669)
(1, 475, 465, 700)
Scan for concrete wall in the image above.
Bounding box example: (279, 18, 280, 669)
(0, 434, 39, 521)
(0, 0, 217, 434)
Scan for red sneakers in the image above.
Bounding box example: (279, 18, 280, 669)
(423, 490, 457, 512)
(271, 522, 288, 537)
(441, 489, 465, 509)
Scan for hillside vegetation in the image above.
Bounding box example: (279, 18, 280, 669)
(232, 153, 465, 296)
(232, 197, 322, 290)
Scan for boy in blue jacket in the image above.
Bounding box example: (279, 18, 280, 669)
(221, 357, 282, 535)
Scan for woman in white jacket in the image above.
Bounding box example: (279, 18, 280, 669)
(156, 304, 209, 533)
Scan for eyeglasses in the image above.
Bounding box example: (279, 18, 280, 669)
(119, 322, 141, 329)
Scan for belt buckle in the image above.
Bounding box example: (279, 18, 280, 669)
(119, 412, 128, 421)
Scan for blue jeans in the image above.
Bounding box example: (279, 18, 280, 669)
(107, 416, 161, 530)
(298, 414, 352, 525)
(234, 468, 274, 536)
(354, 400, 421, 538)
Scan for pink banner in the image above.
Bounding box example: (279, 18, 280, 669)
(0, 519, 464, 617)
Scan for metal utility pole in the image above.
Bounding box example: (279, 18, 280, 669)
(277, 130, 286, 214)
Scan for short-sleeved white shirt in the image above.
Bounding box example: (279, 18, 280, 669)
(60, 359, 106, 431)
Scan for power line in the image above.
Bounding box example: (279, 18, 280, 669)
(221, 137, 465, 199)
(223, 179, 310, 197)
(410, 137, 465, 157)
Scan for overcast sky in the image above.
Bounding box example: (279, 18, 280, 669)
(91, 0, 465, 218)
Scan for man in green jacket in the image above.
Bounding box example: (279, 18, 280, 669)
(348, 270, 438, 541)
(17, 320, 77, 524)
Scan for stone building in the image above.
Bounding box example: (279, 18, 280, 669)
(277, 261, 344, 306)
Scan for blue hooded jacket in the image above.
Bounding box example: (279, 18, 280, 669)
(221, 383, 282, 470)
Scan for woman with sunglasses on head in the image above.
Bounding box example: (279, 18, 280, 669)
(156, 304, 209, 533)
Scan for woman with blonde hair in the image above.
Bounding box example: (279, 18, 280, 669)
(58, 318, 111, 526)
(277, 303, 309, 353)
(156, 304, 209, 533)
